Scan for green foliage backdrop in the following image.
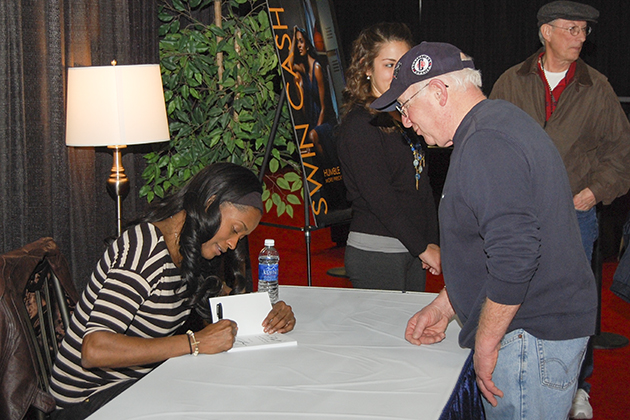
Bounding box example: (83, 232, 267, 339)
(140, 0, 303, 217)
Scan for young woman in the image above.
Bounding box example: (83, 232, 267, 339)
(337, 23, 441, 291)
(289, 26, 336, 161)
(50, 162, 295, 419)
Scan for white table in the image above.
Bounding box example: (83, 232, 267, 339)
(88, 286, 470, 420)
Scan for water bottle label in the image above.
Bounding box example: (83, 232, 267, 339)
(259, 263, 278, 282)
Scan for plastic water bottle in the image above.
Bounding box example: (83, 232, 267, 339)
(258, 239, 279, 304)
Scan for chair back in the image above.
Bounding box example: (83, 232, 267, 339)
(0, 238, 79, 420)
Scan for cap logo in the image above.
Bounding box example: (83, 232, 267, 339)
(412, 54, 432, 76)
(393, 61, 403, 79)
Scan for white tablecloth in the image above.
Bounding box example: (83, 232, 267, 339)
(88, 286, 469, 420)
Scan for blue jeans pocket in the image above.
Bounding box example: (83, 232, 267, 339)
(538, 337, 587, 391)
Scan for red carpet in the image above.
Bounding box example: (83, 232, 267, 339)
(591, 262, 630, 419)
(249, 211, 630, 419)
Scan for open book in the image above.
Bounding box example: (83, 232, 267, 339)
(208, 292, 297, 352)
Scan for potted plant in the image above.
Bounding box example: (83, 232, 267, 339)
(141, 0, 303, 217)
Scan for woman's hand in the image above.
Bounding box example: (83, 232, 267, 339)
(196, 319, 238, 354)
(262, 301, 295, 334)
(419, 243, 441, 275)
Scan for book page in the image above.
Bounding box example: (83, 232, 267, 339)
(230, 333, 297, 353)
(208, 292, 297, 351)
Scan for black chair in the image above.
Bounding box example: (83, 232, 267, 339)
(0, 238, 79, 420)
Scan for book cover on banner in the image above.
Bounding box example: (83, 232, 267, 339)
(266, 0, 351, 227)
(208, 292, 297, 352)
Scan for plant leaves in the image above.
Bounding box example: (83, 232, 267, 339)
(148, 0, 299, 219)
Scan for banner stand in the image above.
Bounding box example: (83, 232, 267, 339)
(258, 88, 332, 286)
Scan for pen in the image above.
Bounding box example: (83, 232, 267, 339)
(216, 302, 223, 320)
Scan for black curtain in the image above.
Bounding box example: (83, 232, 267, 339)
(1, 0, 159, 291)
(2, 0, 628, 292)
(333, 0, 630, 97)
(418, 0, 630, 97)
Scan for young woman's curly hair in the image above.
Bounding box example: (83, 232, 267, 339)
(342, 22, 413, 117)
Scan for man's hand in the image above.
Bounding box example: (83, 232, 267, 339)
(573, 187, 597, 211)
(405, 288, 455, 345)
(419, 244, 442, 275)
(473, 336, 503, 407)
(474, 298, 520, 406)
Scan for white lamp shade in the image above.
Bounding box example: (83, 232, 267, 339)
(65, 64, 170, 147)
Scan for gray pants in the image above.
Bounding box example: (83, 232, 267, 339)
(345, 245, 426, 292)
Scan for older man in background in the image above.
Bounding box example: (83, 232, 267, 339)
(371, 41, 597, 420)
(490, 2, 630, 418)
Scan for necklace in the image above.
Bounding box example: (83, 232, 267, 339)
(401, 129, 425, 190)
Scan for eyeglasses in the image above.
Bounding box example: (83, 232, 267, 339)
(396, 82, 430, 118)
(547, 24, 592, 37)
(396, 82, 448, 118)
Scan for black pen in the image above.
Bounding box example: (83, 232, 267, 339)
(216, 302, 223, 320)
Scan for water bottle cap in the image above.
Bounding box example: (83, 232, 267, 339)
(264, 239, 275, 247)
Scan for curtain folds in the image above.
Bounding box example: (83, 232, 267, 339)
(1, 0, 158, 291)
(2, 0, 628, 293)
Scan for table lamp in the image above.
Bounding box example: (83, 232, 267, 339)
(65, 62, 170, 236)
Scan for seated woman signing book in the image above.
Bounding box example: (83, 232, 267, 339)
(50, 162, 295, 420)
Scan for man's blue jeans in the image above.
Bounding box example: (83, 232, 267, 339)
(576, 207, 598, 393)
(576, 207, 599, 262)
(482, 329, 589, 420)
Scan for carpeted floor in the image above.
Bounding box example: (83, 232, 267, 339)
(249, 212, 630, 419)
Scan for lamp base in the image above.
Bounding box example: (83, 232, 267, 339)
(106, 145, 130, 237)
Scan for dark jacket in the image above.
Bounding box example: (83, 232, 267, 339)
(336, 106, 438, 256)
(0, 238, 79, 420)
(490, 49, 630, 205)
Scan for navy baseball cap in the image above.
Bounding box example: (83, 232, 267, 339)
(370, 41, 475, 112)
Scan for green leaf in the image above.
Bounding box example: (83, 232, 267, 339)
(157, 155, 170, 168)
(172, 0, 186, 12)
(286, 194, 301, 205)
(139, 184, 152, 197)
(170, 19, 181, 34)
(277, 177, 290, 190)
(276, 201, 286, 217)
(291, 180, 302, 192)
(158, 12, 174, 23)
(284, 172, 300, 182)
(209, 25, 226, 38)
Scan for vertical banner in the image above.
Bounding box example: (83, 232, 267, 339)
(267, 0, 351, 227)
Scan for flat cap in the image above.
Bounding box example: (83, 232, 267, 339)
(537, 1, 599, 26)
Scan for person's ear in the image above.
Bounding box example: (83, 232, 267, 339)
(430, 79, 449, 107)
(541, 24, 553, 44)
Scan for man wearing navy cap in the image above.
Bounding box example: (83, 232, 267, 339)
(490, 2, 630, 418)
(372, 41, 597, 420)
